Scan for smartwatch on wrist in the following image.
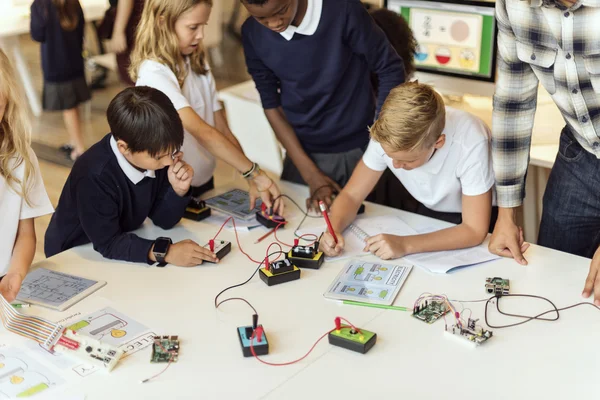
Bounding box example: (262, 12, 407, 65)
(153, 237, 172, 267)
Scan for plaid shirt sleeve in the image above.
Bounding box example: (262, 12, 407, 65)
(492, 0, 540, 208)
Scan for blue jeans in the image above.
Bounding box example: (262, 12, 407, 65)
(538, 126, 600, 258)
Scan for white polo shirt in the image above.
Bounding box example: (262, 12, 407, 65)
(363, 107, 495, 213)
(280, 0, 322, 40)
(0, 150, 53, 275)
(109, 136, 155, 184)
(136, 59, 221, 187)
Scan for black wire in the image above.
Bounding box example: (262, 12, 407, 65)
(556, 302, 600, 313)
(215, 297, 258, 315)
(213, 250, 286, 309)
(495, 294, 559, 322)
(273, 194, 321, 220)
(308, 184, 338, 203)
(483, 294, 600, 329)
(485, 294, 560, 329)
(272, 194, 321, 242)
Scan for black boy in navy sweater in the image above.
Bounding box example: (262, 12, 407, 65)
(45, 87, 219, 267)
(241, 0, 405, 210)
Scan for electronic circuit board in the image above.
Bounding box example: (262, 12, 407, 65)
(445, 323, 493, 347)
(485, 277, 510, 296)
(151, 335, 179, 363)
(412, 300, 450, 324)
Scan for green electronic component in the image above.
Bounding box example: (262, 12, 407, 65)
(485, 277, 510, 296)
(151, 335, 179, 363)
(412, 300, 449, 324)
(328, 326, 377, 354)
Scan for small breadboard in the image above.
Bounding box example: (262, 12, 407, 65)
(445, 321, 493, 347)
(151, 335, 179, 363)
(412, 300, 449, 324)
(54, 329, 123, 371)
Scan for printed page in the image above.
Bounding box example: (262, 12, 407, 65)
(324, 260, 412, 305)
(298, 215, 417, 261)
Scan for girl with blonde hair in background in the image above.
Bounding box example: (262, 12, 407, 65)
(0, 50, 54, 301)
(130, 0, 283, 213)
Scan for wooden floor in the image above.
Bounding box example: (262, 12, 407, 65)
(19, 29, 249, 263)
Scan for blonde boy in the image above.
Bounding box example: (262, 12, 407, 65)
(321, 82, 495, 259)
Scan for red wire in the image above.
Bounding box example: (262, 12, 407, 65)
(273, 225, 318, 248)
(298, 233, 318, 243)
(211, 216, 263, 264)
(273, 222, 294, 247)
(141, 342, 175, 383)
(250, 328, 334, 366)
(265, 242, 283, 265)
(248, 317, 361, 366)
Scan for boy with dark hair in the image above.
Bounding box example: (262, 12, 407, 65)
(45, 86, 218, 267)
(240, 0, 405, 210)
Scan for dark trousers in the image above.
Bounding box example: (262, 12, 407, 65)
(190, 177, 215, 198)
(538, 126, 600, 258)
(280, 147, 380, 203)
(281, 147, 365, 187)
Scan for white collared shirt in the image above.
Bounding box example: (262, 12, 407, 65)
(362, 107, 495, 213)
(1, 149, 53, 275)
(136, 59, 220, 187)
(110, 136, 156, 184)
(280, 0, 323, 41)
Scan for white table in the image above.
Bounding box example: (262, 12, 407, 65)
(0, 0, 107, 116)
(8, 180, 598, 400)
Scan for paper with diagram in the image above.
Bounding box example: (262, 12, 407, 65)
(299, 215, 417, 262)
(0, 346, 65, 399)
(203, 189, 263, 221)
(26, 306, 155, 378)
(324, 260, 412, 305)
(300, 215, 499, 272)
(16, 268, 106, 311)
(65, 307, 153, 351)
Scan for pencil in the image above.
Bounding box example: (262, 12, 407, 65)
(255, 227, 276, 244)
(343, 300, 409, 311)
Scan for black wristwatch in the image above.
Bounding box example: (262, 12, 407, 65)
(153, 237, 172, 267)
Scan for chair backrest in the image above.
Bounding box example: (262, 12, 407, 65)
(218, 81, 284, 176)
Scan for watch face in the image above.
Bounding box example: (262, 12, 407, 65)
(154, 238, 170, 255)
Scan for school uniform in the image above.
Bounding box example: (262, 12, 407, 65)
(242, 0, 405, 186)
(1, 150, 53, 274)
(362, 107, 497, 229)
(30, 0, 91, 111)
(136, 59, 220, 195)
(44, 134, 190, 263)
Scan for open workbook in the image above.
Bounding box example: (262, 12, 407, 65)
(299, 215, 499, 273)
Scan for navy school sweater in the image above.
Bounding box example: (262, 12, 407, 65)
(44, 134, 190, 264)
(242, 0, 405, 153)
(30, 0, 86, 83)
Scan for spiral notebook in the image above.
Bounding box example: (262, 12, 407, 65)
(300, 215, 500, 273)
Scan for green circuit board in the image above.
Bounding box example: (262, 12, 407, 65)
(151, 335, 179, 363)
(412, 301, 450, 324)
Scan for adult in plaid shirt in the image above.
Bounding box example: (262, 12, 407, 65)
(490, 0, 600, 303)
